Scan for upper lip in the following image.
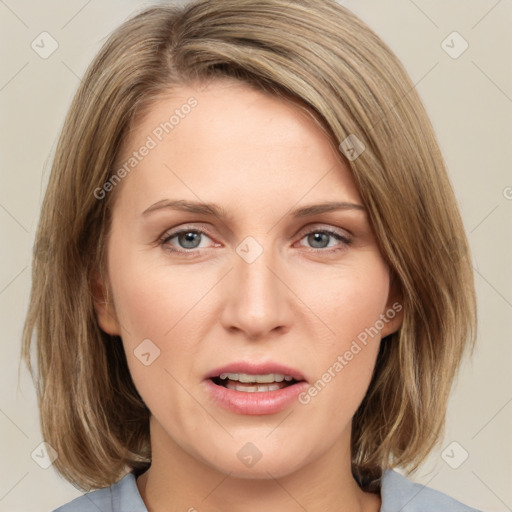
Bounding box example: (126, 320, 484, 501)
(205, 361, 307, 382)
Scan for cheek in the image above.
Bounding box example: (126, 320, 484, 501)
(306, 253, 390, 346)
(107, 253, 205, 414)
(106, 245, 217, 395)
(298, 254, 390, 413)
(108, 247, 207, 341)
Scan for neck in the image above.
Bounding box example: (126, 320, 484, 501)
(136, 417, 381, 512)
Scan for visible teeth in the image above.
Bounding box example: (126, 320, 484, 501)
(218, 372, 293, 383)
(219, 373, 236, 380)
(225, 381, 285, 392)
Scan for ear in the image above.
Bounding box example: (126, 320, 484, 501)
(380, 271, 404, 338)
(91, 272, 121, 336)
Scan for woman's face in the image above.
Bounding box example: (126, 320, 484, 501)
(95, 79, 402, 479)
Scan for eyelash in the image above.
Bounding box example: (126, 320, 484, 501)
(158, 225, 352, 256)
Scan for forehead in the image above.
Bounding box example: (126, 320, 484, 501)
(112, 79, 361, 215)
(124, 79, 333, 155)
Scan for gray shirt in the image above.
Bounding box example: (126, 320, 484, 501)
(53, 469, 482, 511)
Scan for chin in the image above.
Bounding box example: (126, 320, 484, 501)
(195, 438, 316, 481)
(213, 457, 306, 480)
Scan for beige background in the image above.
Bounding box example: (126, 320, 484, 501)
(1, 1, 511, 511)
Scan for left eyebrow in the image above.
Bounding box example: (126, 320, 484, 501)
(141, 199, 365, 219)
(291, 201, 365, 217)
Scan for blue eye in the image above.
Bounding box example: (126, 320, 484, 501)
(161, 229, 212, 251)
(299, 230, 352, 251)
(159, 226, 352, 256)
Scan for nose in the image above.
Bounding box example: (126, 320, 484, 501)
(220, 240, 293, 340)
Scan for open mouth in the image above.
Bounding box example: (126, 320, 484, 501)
(211, 372, 301, 393)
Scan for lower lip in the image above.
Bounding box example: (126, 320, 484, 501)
(204, 378, 309, 415)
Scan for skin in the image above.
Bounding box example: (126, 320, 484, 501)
(94, 79, 402, 512)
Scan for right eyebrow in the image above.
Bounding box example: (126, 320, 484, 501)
(142, 199, 228, 218)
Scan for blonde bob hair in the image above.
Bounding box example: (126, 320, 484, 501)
(22, 0, 476, 492)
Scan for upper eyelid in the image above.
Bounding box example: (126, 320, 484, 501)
(160, 222, 351, 237)
(297, 224, 352, 238)
(160, 224, 213, 241)
(160, 223, 352, 247)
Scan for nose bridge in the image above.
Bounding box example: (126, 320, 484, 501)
(239, 245, 277, 298)
(222, 235, 289, 338)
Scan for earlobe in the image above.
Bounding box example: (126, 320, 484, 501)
(91, 272, 121, 336)
(380, 301, 403, 338)
(381, 274, 404, 338)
